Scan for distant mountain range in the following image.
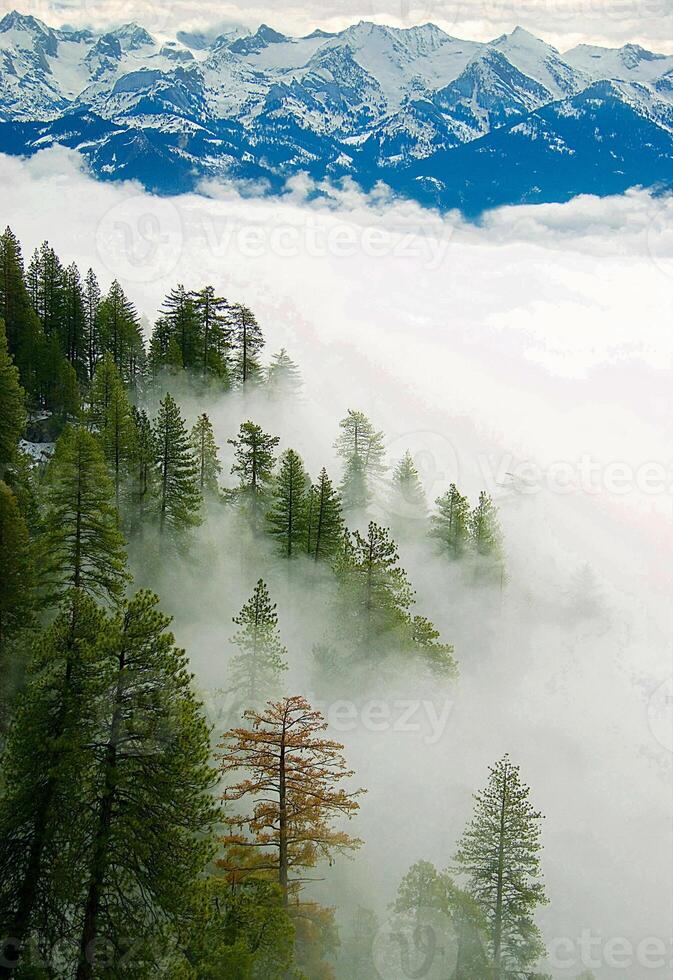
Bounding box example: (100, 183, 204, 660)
(0, 11, 672, 213)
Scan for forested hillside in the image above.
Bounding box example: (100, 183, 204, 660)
(0, 225, 554, 978)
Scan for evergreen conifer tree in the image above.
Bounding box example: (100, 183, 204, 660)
(227, 580, 287, 711)
(431, 484, 472, 559)
(454, 755, 548, 979)
(0, 227, 42, 399)
(0, 317, 26, 473)
(190, 413, 222, 495)
(227, 421, 279, 526)
(0, 481, 35, 706)
(73, 590, 217, 979)
(62, 263, 87, 382)
(129, 406, 155, 520)
(83, 268, 101, 383)
(266, 448, 309, 557)
(153, 393, 202, 534)
(306, 468, 343, 561)
(161, 285, 202, 371)
(41, 427, 128, 604)
(266, 348, 302, 398)
(229, 304, 264, 385)
(389, 451, 427, 529)
(98, 280, 143, 384)
(193, 285, 230, 382)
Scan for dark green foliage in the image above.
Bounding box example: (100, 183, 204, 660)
(455, 756, 548, 978)
(470, 491, 504, 560)
(0, 481, 35, 714)
(227, 580, 287, 711)
(340, 452, 369, 513)
(153, 394, 202, 534)
(160, 285, 202, 371)
(62, 263, 87, 382)
(337, 522, 415, 650)
(166, 877, 295, 979)
(431, 484, 471, 559)
(227, 421, 279, 526)
(0, 593, 106, 973)
(97, 280, 143, 385)
(190, 413, 222, 496)
(129, 406, 156, 520)
(229, 304, 264, 386)
(73, 590, 218, 979)
(0, 317, 26, 472)
(26, 242, 65, 340)
(266, 448, 309, 557)
(40, 427, 128, 604)
(193, 286, 230, 383)
(306, 468, 343, 561)
(82, 268, 101, 383)
(0, 228, 43, 400)
(90, 355, 136, 513)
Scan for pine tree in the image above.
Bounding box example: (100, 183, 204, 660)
(129, 406, 156, 519)
(266, 448, 309, 557)
(227, 580, 287, 712)
(27, 241, 66, 341)
(266, 348, 302, 399)
(306, 468, 343, 561)
(470, 491, 505, 584)
(83, 268, 102, 382)
(190, 413, 222, 496)
(431, 484, 472, 559)
(161, 284, 202, 371)
(338, 522, 415, 650)
(0, 481, 35, 705)
(340, 451, 370, 513)
(218, 696, 363, 907)
(0, 317, 26, 473)
(389, 451, 427, 529)
(153, 393, 202, 534)
(41, 426, 128, 604)
(229, 303, 264, 385)
(454, 755, 548, 979)
(0, 227, 42, 399)
(98, 280, 143, 385)
(90, 356, 136, 513)
(227, 421, 279, 526)
(0, 593, 106, 975)
(393, 861, 489, 980)
(73, 590, 217, 979)
(193, 285, 230, 382)
(335, 409, 387, 509)
(62, 263, 87, 381)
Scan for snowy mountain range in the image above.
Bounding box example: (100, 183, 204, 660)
(0, 10, 672, 212)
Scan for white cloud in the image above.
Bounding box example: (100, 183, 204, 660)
(1, 149, 671, 975)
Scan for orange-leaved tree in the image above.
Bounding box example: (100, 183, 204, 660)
(217, 695, 364, 907)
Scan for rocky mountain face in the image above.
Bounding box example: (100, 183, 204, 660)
(0, 12, 672, 212)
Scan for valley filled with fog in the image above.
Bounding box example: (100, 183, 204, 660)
(1, 148, 671, 978)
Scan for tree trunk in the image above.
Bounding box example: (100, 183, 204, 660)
(278, 723, 288, 907)
(493, 761, 509, 980)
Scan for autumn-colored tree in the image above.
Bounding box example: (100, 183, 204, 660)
(217, 697, 364, 908)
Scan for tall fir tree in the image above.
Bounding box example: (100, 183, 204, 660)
(193, 285, 230, 382)
(0, 227, 42, 400)
(73, 590, 217, 979)
(161, 284, 202, 371)
(454, 755, 548, 979)
(129, 406, 156, 521)
(266, 448, 309, 557)
(266, 348, 302, 399)
(335, 409, 387, 510)
(305, 468, 343, 562)
(153, 393, 202, 534)
(82, 268, 102, 383)
(0, 317, 26, 473)
(90, 355, 136, 513)
(431, 484, 472, 559)
(0, 481, 35, 710)
(229, 303, 264, 386)
(389, 451, 427, 530)
(98, 280, 143, 385)
(227, 580, 288, 713)
(62, 263, 87, 382)
(338, 522, 415, 651)
(190, 413, 222, 496)
(0, 593, 106, 975)
(27, 241, 66, 341)
(40, 426, 128, 604)
(227, 421, 279, 527)
(470, 491, 505, 582)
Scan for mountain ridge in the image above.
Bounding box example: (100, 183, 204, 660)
(0, 11, 672, 212)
